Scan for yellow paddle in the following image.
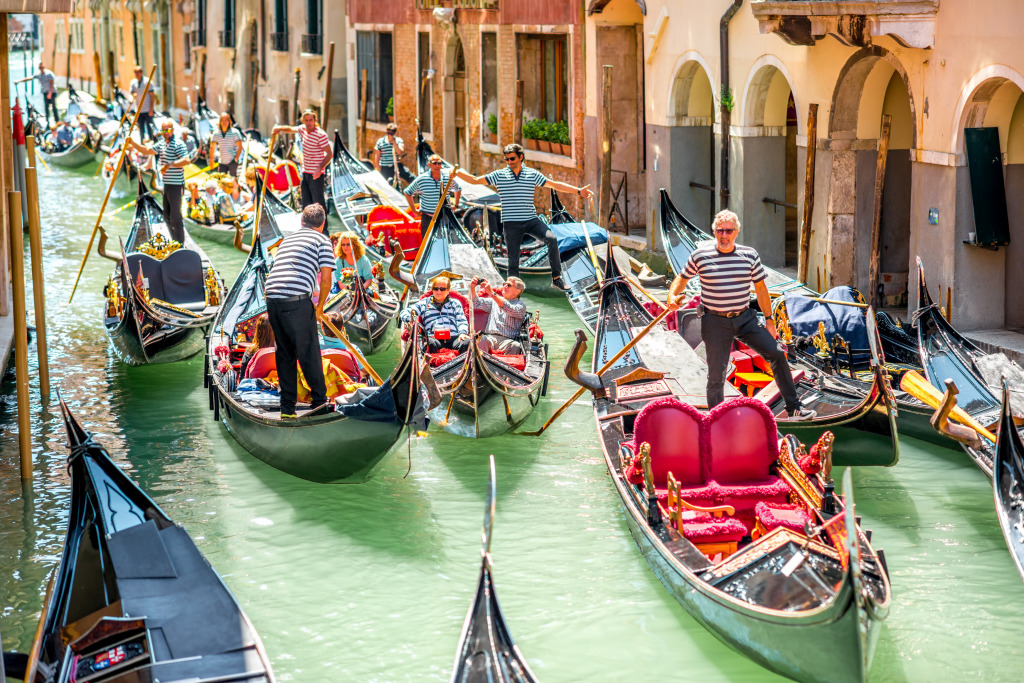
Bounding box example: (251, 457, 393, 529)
(110, 163, 214, 215)
(900, 370, 996, 442)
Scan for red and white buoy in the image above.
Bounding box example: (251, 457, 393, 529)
(11, 100, 28, 222)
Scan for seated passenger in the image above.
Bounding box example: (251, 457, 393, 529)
(240, 313, 275, 378)
(202, 179, 223, 218)
(319, 311, 348, 350)
(186, 181, 213, 224)
(335, 231, 376, 293)
(470, 275, 527, 355)
(54, 123, 74, 150)
(400, 276, 469, 353)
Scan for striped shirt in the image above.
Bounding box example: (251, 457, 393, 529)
(483, 166, 548, 222)
(298, 126, 330, 175)
(474, 294, 526, 339)
(404, 171, 460, 214)
(211, 127, 243, 163)
(265, 228, 336, 299)
(129, 77, 155, 113)
(401, 296, 469, 336)
(681, 242, 766, 313)
(154, 136, 189, 186)
(375, 136, 404, 166)
(34, 69, 56, 95)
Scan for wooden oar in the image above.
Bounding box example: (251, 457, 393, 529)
(402, 166, 459, 298)
(579, 221, 603, 285)
(69, 65, 155, 304)
(520, 304, 675, 437)
(900, 369, 996, 442)
(35, 150, 51, 173)
(365, 181, 415, 222)
(318, 313, 384, 385)
(250, 131, 279, 248)
(93, 105, 132, 178)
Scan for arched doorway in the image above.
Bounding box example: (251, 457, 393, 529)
(665, 57, 715, 229)
(740, 61, 798, 268)
(443, 32, 467, 168)
(827, 47, 916, 300)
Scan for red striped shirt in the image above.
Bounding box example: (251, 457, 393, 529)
(298, 126, 330, 175)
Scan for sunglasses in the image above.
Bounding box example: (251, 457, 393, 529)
(432, 286, 449, 292)
(504, 156, 519, 162)
(429, 161, 442, 166)
(714, 228, 737, 234)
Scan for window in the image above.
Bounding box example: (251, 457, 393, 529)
(481, 32, 497, 142)
(418, 32, 431, 135)
(517, 34, 567, 124)
(134, 18, 145, 69)
(55, 18, 65, 53)
(183, 27, 192, 71)
(271, 0, 288, 51)
(195, 0, 207, 47)
(117, 23, 125, 60)
(302, 0, 322, 54)
(91, 13, 98, 54)
(279, 99, 290, 126)
(356, 31, 393, 124)
(70, 18, 85, 54)
(220, 0, 235, 47)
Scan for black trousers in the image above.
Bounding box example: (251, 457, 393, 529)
(217, 160, 238, 177)
(43, 92, 58, 124)
(137, 112, 154, 141)
(301, 172, 326, 211)
(702, 308, 801, 412)
(162, 183, 184, 244)
(427, 335, 469, 353)
(381, 163, 415, 187)
(502, 217, 561, 279)
(420, 213, 432, 237)
(267, 297, 327, 413)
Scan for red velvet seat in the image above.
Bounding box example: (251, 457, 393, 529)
(753, 502, 812, 540)
(245, 347, 277, 379)
(321, 348, 361, 382)
(630, 396, 703, 488)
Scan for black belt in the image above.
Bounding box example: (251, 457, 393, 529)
(705, 308, 748, 318)
(268, 294, 309, 303)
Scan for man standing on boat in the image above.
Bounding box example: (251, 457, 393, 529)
(470, 276, 527, 355)
(264, 204, 336, 418)
(400, 276, 469, 353)
(667, 209, 816, 420)
(126, 121, 189, 243)
(405, 153, 462, 236)
(273, 110, 331, 210)
(16, 63, 57, 124)
(456, 144, 593, 292)
(129, 65, 156, 142)
(374, 123, 415, 188)
(209, 112, 244, 177)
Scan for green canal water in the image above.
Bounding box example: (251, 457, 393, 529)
(4, 61, 1024, 682)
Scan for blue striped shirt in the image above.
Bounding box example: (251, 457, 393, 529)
(401, 296, 468, 336)
(154, 136, 189, 186)
(483, 166, 548, 222)
(681, 243, 766, 313)
(375, 136, 404, 166)
(34, 69, 55, 94)
(266, 228, 336, 299)
(211, 127, 243, 164)
(405, 171, 460, 214)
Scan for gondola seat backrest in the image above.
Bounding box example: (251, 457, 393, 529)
(245, 347, 277, 379)
(705, 398, 779, 484)
(126, 253, 167, 302)
(630, 397, 703, 488)
(321, 348, 361, 382)
(160, 249, 206, 307)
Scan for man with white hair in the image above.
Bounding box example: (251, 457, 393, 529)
(667, 209, 815, 420)
(470, 276, 527, 355)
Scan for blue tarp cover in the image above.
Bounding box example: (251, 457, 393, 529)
(784, 286, 870, 351)
(550, 222, 608, 253)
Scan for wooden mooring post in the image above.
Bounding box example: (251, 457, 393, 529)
(798, 103, 818, 285)
(322, 42, 335, 130)
(359, 68, 368, 158)
(8, 192, 31, 480)
(25, 135, 50, 401)
(599, 65, 613, 226)
(868, 114, 892, 309)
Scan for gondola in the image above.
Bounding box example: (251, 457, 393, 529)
(395, 203, 549, 438)
(564, 253, 891, 683)
(38, 118, 101, 168)
(994, 382, 1024, 583)
(451, 455, 538, 683)
(101, 123, 201, 196)
(103, 178, 225, 366)
(206, 235, 430, 484)
(11, 396, 277, 682)
(63, 83, 112, 127)
(322, 249, 403, 356)
(598, 246, 898, 465)
(185, 174, 300, 246)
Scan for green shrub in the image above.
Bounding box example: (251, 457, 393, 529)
(487, 113, 498, 135)
(551, 121, 570, 145)
(522, 118, 540, 140)
(386, 97, 394, 117)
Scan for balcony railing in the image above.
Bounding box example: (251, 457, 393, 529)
(414, 0, 443, 8)
(453, 0, 498, 7)
(193, 28, 206, 47)
(301, 33, 322, 54)
(218, 29, 234, 48)
(270, 31, 289, 52)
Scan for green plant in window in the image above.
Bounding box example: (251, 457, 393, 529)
(552, 120, 570, 145)
(487, 113, 498, 135)
(386, 97, 394, 117)
(522, 118, 539, 140)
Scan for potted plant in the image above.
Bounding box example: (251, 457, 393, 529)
(386, 97, 394, 122)
(553, 121, 571, 156)
(522, 118, 540, 151)
(487, 113, 498, 145)
(535, 120, 552, 153)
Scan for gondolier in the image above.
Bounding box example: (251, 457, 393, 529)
(667, 209, 815, 419)
(457, 144, 593, 291)
(273, 110, 331, 210)
(126, 121, 189, 243)
(16, 63, 57, 124)
(405, 153, 462, 236)
(470, 276, 527, 354)
(374, 123, 415, 187)
(264, 204, 336, 418)
(210, 112, 244, 177)
(129, 65, 156, 141)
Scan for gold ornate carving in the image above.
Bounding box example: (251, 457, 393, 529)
(778, 438, 824, 509)
(812, 321, 830, 357)
(205, 268, 220, 307)
(137, 233, 181, 260)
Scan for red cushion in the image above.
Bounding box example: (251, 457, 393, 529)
(631, 397, 703, 487)
(489, 351, 526, 371)
(755, 502, 811, 534)
(705, 397, 779, 485)
(245, 347, 277, 379)
(681, 517, 746, 542)
(321, 348, 360, 381)
(427, 348, 461, 367)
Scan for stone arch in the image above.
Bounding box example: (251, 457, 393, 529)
(739, 55, 802, 135)
(829, 45, 916, 149)
(667, 52, 715, 125)
(950, 64, 1024, 156)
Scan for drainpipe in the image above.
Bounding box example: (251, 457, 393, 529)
(719, 0, 742, 210)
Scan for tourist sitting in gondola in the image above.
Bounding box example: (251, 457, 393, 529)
(217, 176, 251, 223)
(239, 313, 275, 378)
(334, 231, 376, 294)
(469, 275, 527, 355)
(400, 275, 469, 353)
(52, 121, 75, 151)
(186, 181, 214, 224)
